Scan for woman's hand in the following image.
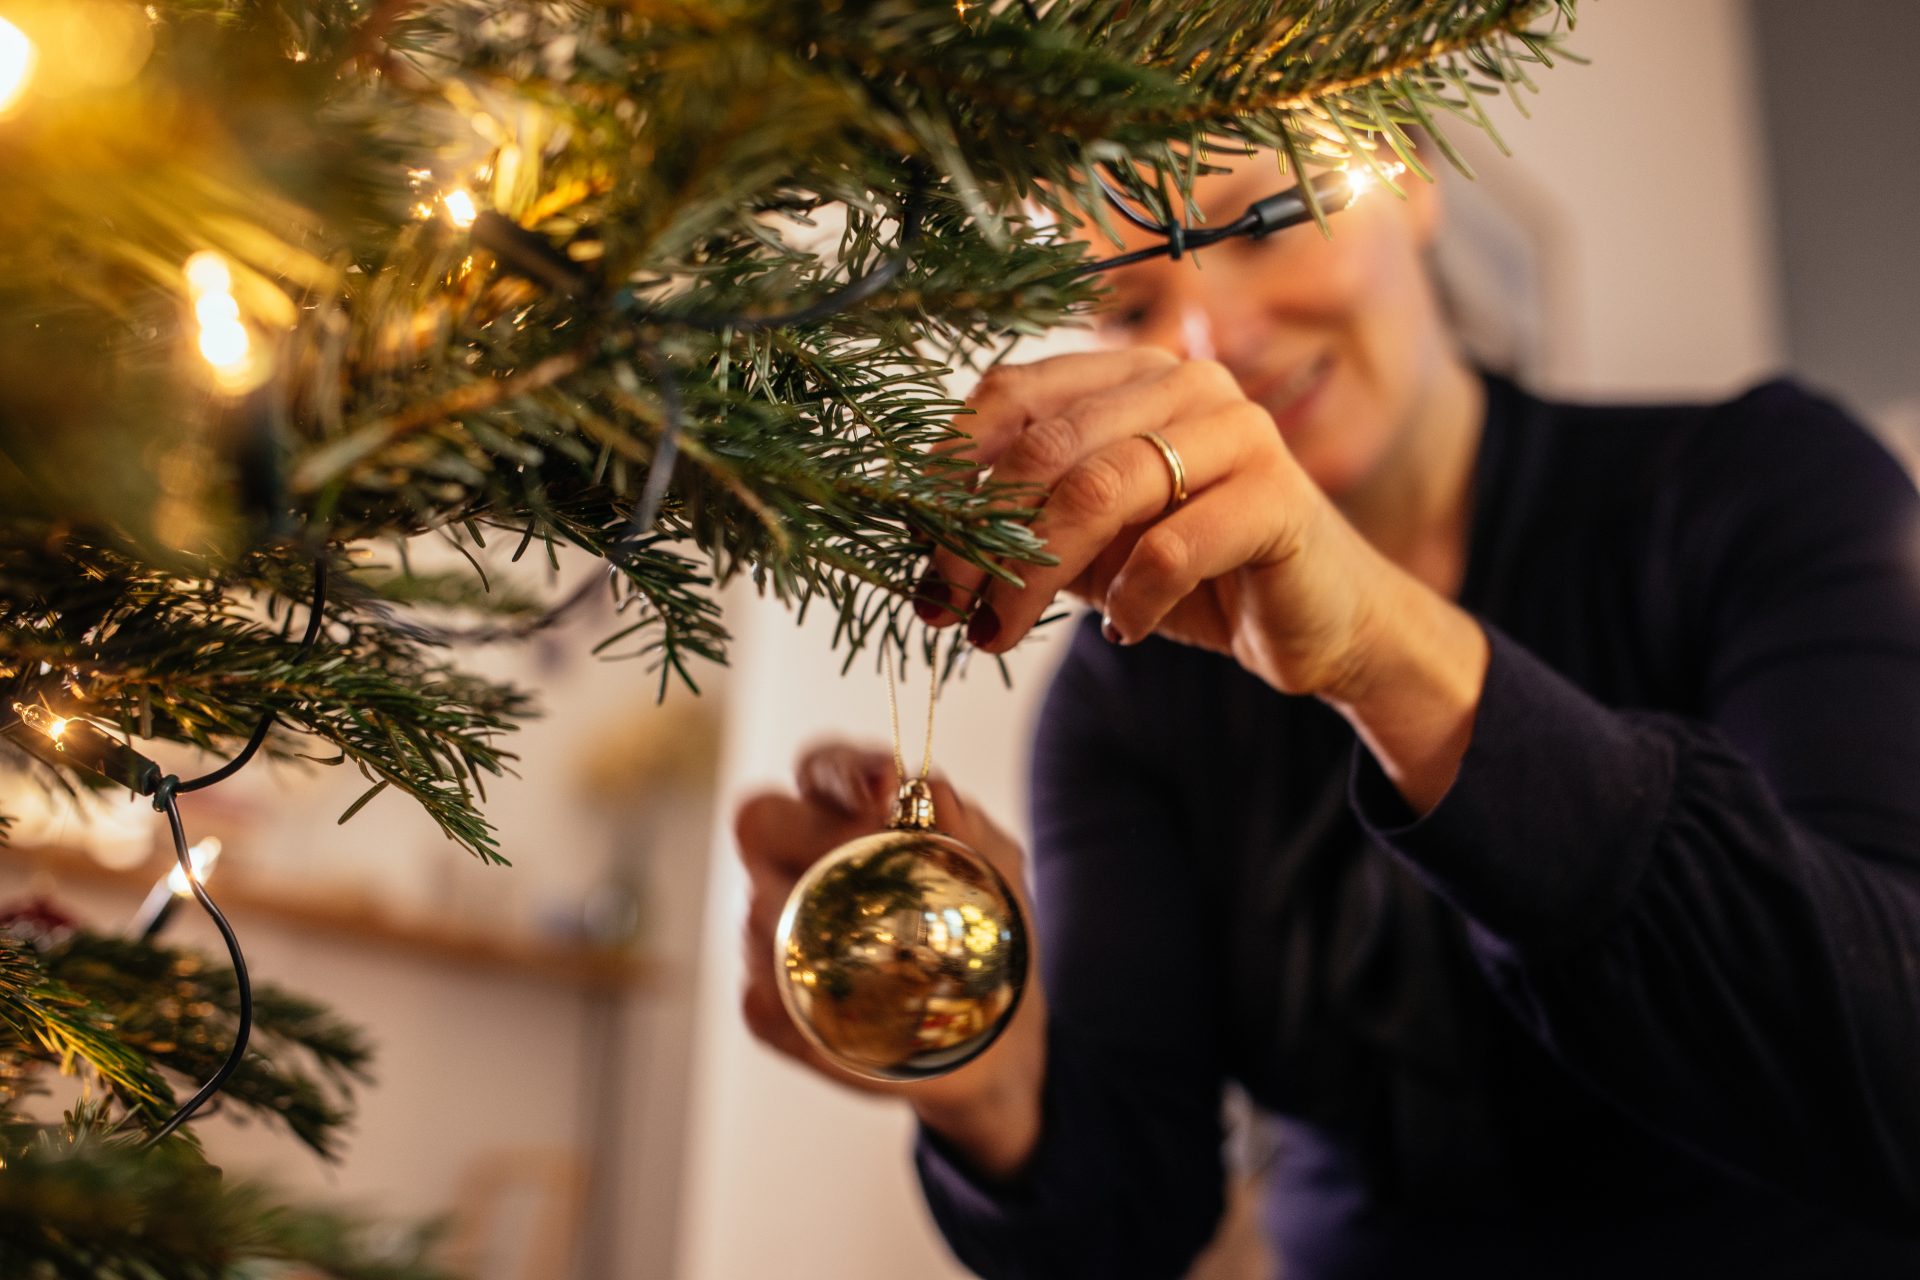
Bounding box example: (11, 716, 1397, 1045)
(918, 348, 1396, 698)
(734, 741, 1049, 1180)
(918, 349, 1489, 813)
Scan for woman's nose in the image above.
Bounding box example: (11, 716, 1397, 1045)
(1140, 293, 1276, 368)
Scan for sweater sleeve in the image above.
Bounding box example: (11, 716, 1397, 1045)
(915, 618, 1228, 1278)
(1349, 386, 1920, 1227)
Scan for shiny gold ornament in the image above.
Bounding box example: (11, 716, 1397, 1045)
(776, 768, 1030, 1080)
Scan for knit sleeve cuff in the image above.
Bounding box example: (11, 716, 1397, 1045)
(1348, 621, 1677, 953)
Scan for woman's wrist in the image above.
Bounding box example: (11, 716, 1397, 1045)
(909, 1004, 1049, 1183)
(1321, 569, 1490, 816)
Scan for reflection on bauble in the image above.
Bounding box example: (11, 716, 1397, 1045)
(775, 827, 1028, 1081)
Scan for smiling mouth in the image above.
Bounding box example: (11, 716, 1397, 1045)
(1244, 351, 1335, 416)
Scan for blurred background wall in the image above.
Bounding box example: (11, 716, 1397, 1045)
(1749, 0, 1920, 458)
(10, 2, 1916, 1276)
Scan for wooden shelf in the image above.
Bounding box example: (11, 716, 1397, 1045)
(0, 843, 652, 993)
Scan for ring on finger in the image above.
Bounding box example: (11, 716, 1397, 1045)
(1138, 430, 1188, 514)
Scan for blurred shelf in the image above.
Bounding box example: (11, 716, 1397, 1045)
(0, 842, 652, 993)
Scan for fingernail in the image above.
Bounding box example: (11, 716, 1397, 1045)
(827, 760, 887, 813)
(913, 571, 951, 624)
(1101, 613, 1124, 645)
(966, 601, 1001, 647)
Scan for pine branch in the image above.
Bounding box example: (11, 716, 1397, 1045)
(0, 539, 526, 861)
(44, 934, 374, 1159)
(0, 937, 170, 1116)
(0, 0, 1580, 870)
(0, 1137, 455, 1280)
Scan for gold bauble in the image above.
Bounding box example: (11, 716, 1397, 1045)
(774, 780, 1029, 1081)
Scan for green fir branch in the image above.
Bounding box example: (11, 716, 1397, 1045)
(0, 1136, 455, 1280)
(0, 0, 1579, 882)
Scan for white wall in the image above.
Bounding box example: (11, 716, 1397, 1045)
(674, 2, 1786, 1278)
(1457, 0, 1783, 397)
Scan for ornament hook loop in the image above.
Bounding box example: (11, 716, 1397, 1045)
(889, 776, 936, 830)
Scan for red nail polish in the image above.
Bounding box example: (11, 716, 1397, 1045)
(913, 572, 951, 623)
(1101, 614, 1123, 645)
(967, 602, 1001, 646)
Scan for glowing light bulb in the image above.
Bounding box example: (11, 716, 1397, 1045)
(443, 188, 478, 228)
(197, 319, 251, 371)
(184, 250, 233, 297)
(0, 16, 37, 115)
(13, 703, 69, 744)
(183, 250, 261, 389)
(1342, 160, 1408, 205)
(166, 837, 222, 896)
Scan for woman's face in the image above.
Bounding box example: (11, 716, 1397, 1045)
(1087, 152, 1456, 499)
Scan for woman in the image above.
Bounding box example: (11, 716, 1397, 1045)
(733, 150, 1920, 1277)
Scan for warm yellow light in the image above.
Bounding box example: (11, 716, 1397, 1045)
(1342, 160, 1408, 205)
(166, 837, 222, 896)
(183, 250, 233, 298)
(183, 251, 263, 388)
(197, 319, 251, 372)
(194, 291, 240, 327)
(443, 188, 479, 228)
(0, 16, 37, 114)
(13, 702, 69, 743)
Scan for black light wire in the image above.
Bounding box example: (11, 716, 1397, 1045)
(143, 786, 252, 1146)
(173, 561, 327, 793)
(1073, 164, 1363, 277)
(137, 556, 328, 1145)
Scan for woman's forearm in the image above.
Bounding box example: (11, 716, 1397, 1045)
(1323, 570, 1490, 816)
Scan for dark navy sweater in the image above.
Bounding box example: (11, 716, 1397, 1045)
(915, 374, 1920, 1277)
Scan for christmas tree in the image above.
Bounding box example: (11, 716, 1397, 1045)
(0, 0, 1576, 1271)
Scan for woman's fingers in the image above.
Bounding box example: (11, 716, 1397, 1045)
(929, 348, 1181, 475)
(734, 789, 862, 878)
(920, 354, 1237, 628)
(794, 740, 896, 822)
(966, 400, 1277, 654)
(1101, 472, 1301, 646)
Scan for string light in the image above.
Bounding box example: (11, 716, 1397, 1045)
(0, 16, 36, 115)
(443, 188, 479, 229)
(1080, 153, 1413, 278)
(14, 704, 68, 744)
(4, 564, 323, 1144)
(9, 701, 160, 794)
(1341, 158, 1409, 204)
(166, 836, 221, 896)
(133, 838, 222, 940)
(184, 250, 265, 391)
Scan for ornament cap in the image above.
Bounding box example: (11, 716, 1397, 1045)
(889, 776, 936, 830)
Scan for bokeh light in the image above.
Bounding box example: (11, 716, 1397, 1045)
(443, 188, 480, 228)
(2, 2, 151, 99)
(184, 250, 266, 392)
(0, 16, 36, 115)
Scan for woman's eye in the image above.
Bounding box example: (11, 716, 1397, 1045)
(1099, 302, 1151, 331)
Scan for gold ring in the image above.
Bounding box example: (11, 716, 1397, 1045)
(1139, 431, 1188, 514)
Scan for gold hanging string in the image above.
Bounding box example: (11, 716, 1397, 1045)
(884, 650, 940, 786)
